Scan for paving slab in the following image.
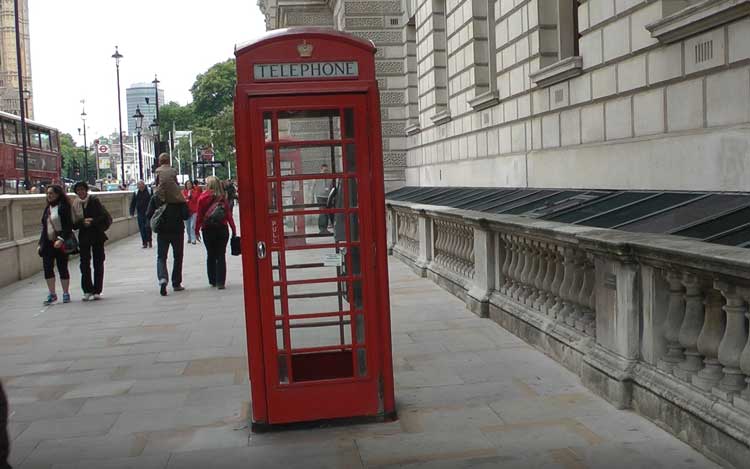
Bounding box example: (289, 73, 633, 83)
(0, 230, 723, 468)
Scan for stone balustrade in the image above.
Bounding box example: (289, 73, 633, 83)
(0, 192, 138, 288)
(387, 199, 750, 468)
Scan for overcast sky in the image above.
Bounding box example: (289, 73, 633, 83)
(29, 0, 267, 145)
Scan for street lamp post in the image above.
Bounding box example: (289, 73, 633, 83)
(22, 89, 30, 117)
(133, 106, 145, 181)
(152, 75, 160, 160)
(112, 46, 125, 184)
(13, 0, 29, 189)
(79, 109, 89, 183)
(149, 118, 160, 172)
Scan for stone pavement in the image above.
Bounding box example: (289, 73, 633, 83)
(0, 232, 722, 468)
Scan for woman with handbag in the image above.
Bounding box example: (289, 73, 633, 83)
(72, 181, 111, 301)
(195, 176, 237, 290)
(182, 180, 201, 245)
(38, 184, 73, 305)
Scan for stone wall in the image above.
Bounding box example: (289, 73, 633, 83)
(387, 198, 750, 468)
(0, 192, 139, 288)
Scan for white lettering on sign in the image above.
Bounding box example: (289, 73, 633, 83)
(254, 62, 359, 80)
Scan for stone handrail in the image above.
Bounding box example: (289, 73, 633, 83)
(386, 199, 750, 468)
(0, 191, 138, 288)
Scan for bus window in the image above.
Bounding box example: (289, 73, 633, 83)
(50, 130, 59, 152)
(40, 130, 51, 151)
(3, 120, 17, 144)
(28, 127, 41, 148)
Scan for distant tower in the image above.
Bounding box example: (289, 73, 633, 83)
(126, 83, 165, 135)
(0, 0, 33, 119)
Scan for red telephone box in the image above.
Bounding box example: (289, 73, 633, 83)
(234, 28, 396, 428)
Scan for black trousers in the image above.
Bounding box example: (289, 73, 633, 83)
(136, 212, 152, 244)
(0, 381, 10, 469)
(79, 241, 105, 294)
(202, 225, 229, 287)
(157, 232, 184, 287)
(41, 245, 69, 280)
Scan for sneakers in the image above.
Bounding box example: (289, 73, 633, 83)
(93, 294, 102, 301)
(173, 285, 185, 292)
(62, 293, 71, 303)
(160, 284, 168, 296)
(43, 293, 57, 305)
(217, 285, 226, 290)
(82, 293, 94, 302)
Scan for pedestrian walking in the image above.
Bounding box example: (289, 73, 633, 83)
(0, 380, 10, 469)
(182, 180, 200, 245)
(38, 184, 73, 305)
(195, 176, 237, 290)
(147, 190, 189, 296)
(312, 164, 334, 235)
(72, 181, 111, 301)
(224, 179, 238, 211)
(129, 181, 152, 248)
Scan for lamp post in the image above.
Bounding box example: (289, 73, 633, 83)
(13, 0, 29, 189)
(149, 118, 160, 170)
(111, 46, 125, 184)
(133, 106, 145, 181)
(79, 109, 89, 183)
(152, 74, 161, 159)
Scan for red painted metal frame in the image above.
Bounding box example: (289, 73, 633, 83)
(234, 28, 395, 428)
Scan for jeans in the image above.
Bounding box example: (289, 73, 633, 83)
(137, 212, 152, 245)
(79, 241, 105, 295)
(0, 381, 9, 469)
(185, 213, 197, 243)
(202, 225, 229, 287)
(157, 232, 184, 287)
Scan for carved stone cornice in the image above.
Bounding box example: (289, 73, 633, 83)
(646, 0, 750, 44)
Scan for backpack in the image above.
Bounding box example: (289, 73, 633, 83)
(204, 198, 226, 226)
(150, 203, 167, 234)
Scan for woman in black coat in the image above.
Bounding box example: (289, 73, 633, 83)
(38, 184, 73, 305)
(72, 181, 110, 301)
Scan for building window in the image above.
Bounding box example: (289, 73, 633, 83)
(416, 0, 450, 125)
(529, 0, 582, 88)
(468, 0, 499, 110)
(405, 16, 421, 134)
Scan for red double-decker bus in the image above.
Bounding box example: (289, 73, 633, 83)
(0, 110, 62, 193)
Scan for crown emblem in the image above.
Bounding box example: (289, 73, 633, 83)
(297, 41, 314, 58)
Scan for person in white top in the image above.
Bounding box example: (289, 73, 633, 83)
(38, 185, 73, 305)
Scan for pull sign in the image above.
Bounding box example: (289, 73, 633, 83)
(322, 252, 343, 267)
(254, 62, 359, 81)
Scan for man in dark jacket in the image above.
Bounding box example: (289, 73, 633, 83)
(1, 380, 10, 469)
(72, 181, 110, 301)
(146, 195, 189, 296)
(129, 181, 152, 248)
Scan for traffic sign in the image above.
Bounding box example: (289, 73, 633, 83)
(98, 144, 110, 154)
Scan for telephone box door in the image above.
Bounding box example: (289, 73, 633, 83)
(249, 93, 380, 423)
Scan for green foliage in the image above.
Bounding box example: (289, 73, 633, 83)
(59, 133, 95, 181)
(191, 59, 236, 121)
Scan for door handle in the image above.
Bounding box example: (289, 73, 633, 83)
(257, 241, 267, 259)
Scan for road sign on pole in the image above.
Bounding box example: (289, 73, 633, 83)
(201, 148, 214, 161)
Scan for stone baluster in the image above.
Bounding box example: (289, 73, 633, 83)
(735, 288, 750, 411)
(674, 273, 706, 382)
(499, 235, 513, 294)
(555, 248, 577, 322)
(524, 242, 540, 305)
(657, 271, 686, 373)
(575, 259, 595, 333)
(546, 247, 565, 317)
(509, 237, 526, 299)
(447, 223, 458, 272)
(563, 252, 585, 327)
(534, 244, 553, 310)
(466, 227, 475, 278)
(713, 282, 748, 401)
(517, 239, 534, 301)
(692, 289, 726, 391)
(502, 235, 517, 294)
(585, 263, 597, 336)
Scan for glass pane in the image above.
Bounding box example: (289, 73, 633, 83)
(674, 206, 750, 240)
(278, 109, 341, 141)
(268, 182, 278, 213)
(584, 193, 701, 228)
(273, 286, 284, 315)
(278, 355, 289, 384)
(278, 145, 342, 175)
(355, 314, 365, 344)
(264, 112, 272, 142)
(40, 132, 51, 151)
(266, 148, 275, 176)
(272, 251, 281, 282)
(357, 349, 367, 377)
(343, 109, 355, 138)
(276, 319, 286, 350)
(348, 179, 359, 208)
(351, 280, 364, 309)
(28, 128, 40, 148)
(349, 213, 360, 242)
(286, 281, 350, 316)
(549, 192, 654, 224)
(289, 316, 352, 350)
(344, 143, 356, 173)
(282, 215, 335, 243)
(284, 247, 352, 281)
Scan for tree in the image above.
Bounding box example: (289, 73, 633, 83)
(59, 133, 94, 181)
(191, 59, 236, 121)
(158, 101, 195, 135)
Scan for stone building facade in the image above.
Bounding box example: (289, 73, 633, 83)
(0, 0, 32, 119)
(257, 0, 750, 192)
